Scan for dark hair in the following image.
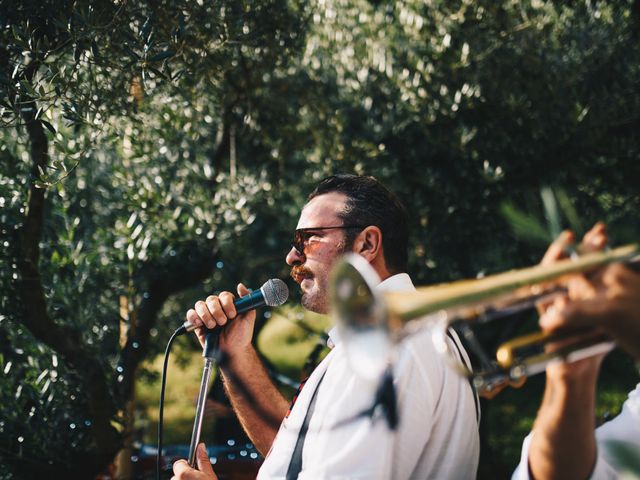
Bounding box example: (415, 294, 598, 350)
(308, 174, 409, 274)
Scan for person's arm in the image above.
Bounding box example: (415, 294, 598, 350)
(527, 262, 640, 478)
(514, 225, 640, 480)
(524, 224, 607, 479)
(219, 345, 289, 455)
(527, 363, 600, 480)
(186, 284, 289, 455)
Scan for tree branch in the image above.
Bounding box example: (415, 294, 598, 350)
(117, 242, 219, 401)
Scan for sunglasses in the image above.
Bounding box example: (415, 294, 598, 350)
(291, 225, 366, 256)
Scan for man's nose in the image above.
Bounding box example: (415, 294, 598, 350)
(286, 246, 304, 266)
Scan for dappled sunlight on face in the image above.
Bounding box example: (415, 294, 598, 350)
(287, 193, 353, 314)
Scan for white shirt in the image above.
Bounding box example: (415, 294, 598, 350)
(512, 382, 640, 480)
(259, 273, 480, 479)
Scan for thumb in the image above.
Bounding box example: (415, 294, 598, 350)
(196, 443, 217, 478)
(234, 283, 256, 325)
(237, 282, 250, 297)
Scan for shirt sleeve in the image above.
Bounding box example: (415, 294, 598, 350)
(511, 432, 534, 480)
(511, 431, 619, 480)
(593, 382, 640, 478)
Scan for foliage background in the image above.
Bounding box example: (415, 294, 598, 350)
(1, 0, 639, 478)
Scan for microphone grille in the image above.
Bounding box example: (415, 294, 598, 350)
(261, 278, 289, 307)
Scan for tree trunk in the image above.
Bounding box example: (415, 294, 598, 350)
(16, 88, 122, 477)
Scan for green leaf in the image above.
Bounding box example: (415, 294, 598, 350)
(124, 45, 141, 60)
(555, 189, 583, 235)
(500, 203, 550, 245)
(540, 187, 562, 240)
(91, 40, 99, 58)
(140, 16, 152, 40)
(19, 80, 38, 97)
(604, 440, 640, 476)
(41, 119, 56, 134)
(147, 67, 167, 79)
(148, 50, 175, 62)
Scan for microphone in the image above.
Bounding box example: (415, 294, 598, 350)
(176, 278, 289, 335)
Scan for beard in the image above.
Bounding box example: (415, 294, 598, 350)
(289, 240, 352, 314)
(291, 265, 326, 313)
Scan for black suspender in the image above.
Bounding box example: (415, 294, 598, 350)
(446, 328, 481, 425)
(285, 371, 326, 479)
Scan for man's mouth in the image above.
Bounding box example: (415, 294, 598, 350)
(291, 266, 313, 285)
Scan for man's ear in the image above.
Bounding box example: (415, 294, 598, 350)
(353, 226, 383, 262)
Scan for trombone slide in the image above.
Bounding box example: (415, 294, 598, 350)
(383, 244, 638, 322)
(330, 243, 638, 397)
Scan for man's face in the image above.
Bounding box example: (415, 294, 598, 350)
(286, 192, 352, 314)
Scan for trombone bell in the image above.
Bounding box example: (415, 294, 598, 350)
(330, 254, 394, 382)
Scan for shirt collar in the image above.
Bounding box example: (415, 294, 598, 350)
(327, 272, 415, 348)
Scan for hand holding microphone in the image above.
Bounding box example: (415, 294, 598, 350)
(182, 279, 288, 354)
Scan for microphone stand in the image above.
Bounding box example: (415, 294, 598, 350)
(188, 330, 221, 467)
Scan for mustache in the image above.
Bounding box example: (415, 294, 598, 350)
(290, 265, 313, 281)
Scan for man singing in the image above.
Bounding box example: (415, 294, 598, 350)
(174, 174, 479, 479)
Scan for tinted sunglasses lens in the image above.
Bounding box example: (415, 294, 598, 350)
(292, 230, 304, 254)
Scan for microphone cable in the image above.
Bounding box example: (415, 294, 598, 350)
(157, 326, 183, 480)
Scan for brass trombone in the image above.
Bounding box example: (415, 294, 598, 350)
(329, 244, 639, 397)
